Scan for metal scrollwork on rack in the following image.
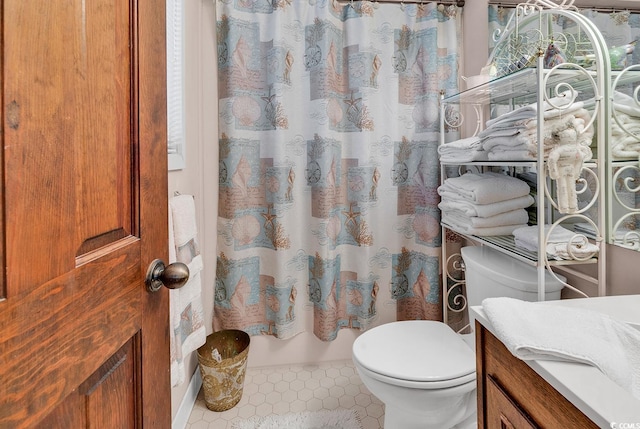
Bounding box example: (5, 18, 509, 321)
(444, 252, 469, 333)
(486, 1, 593, 80)
(611, 164, 640, 250)
(442, 104, 463, 130)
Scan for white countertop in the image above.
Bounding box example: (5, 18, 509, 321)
(471, 294, 640, 427)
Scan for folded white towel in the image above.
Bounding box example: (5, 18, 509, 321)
(439, 150, 489, 163)
(482, 134, 533, 152)
(512, 224, 599, 260)
(482, 107, 589, 139)
(438, 136, 482, 152)
(442, 217, 526, 236)
(485, 105, 536, 129)
(613, 91, 640, 118)
(612, 138, 640, 159)
(482, 297, 640, 400)
(438, 172, 530, 205)
(513, 224, 577, 248)
(442, 208, 529, 228)
(438, 194, 534, 218)
(438, 136, 488, 162)
(487, 150, 536, 161)
(478, 126, 527, 139)
(611, 110, 640, 159)
(485, 91, 576, 128)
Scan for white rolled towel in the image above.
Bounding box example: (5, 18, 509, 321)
(512, 224, 599, 260)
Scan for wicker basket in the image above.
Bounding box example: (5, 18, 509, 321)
(197, 330, 250, 412)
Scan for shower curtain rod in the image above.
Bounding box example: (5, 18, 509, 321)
(338, 0, 465, 7)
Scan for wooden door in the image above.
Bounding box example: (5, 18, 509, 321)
(0, 1, 170, 428)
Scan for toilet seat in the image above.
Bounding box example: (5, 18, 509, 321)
(352, 320, 476, 389)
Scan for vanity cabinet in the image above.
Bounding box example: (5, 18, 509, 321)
(475, 322, 599, 429)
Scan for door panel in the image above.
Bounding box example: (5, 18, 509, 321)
(33, 337, 138, 429)
(4, 0, 133, 289)
(0, 0, 169, 427)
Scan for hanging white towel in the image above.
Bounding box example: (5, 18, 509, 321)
(482, 297, 640, 401)
(169, 194, 206, 387)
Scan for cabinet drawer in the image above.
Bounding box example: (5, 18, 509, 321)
(486, 375, 537, 429)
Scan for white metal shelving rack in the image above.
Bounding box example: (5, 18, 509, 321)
(440, 2, 609, 330)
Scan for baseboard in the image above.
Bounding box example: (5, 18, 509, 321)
(172, 369, 203, 429)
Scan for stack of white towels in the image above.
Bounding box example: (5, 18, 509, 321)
(480, 94, 594, 161)
(513, 224, 599, 260)
(437, 92, 594, 163)
(611, 91, 640, 160)
(438, 171, 533, 236)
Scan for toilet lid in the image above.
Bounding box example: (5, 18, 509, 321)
(352, 320, 475, 385)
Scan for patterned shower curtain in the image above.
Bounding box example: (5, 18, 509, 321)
(214, 0, 462, 341)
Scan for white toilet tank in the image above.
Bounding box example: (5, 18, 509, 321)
(461, 245, 565, 307)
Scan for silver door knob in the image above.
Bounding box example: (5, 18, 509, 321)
(145, 259, 190, 292)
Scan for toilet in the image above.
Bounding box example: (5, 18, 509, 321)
(352, 245, 566, 429)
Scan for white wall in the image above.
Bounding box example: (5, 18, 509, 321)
(169, 0, 217, 419)
(170, 0, 640, 419)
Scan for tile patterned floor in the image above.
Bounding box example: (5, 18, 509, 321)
(186, 360, 384, 429)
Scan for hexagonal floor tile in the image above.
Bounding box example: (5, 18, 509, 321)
(185, 360, 384, 429)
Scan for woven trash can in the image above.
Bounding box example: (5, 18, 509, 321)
(197, 329, 250, 412)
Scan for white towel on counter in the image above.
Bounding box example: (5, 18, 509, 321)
(169, 194, 206, 387)
(438, 194, 534, 218)
(438, 172, 531, 205)
(512, 224, 599, 260)
(482, 297, 640, 401)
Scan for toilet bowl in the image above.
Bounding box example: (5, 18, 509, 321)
(352, 245, 566, 429)
(352, 320, 477, 429)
